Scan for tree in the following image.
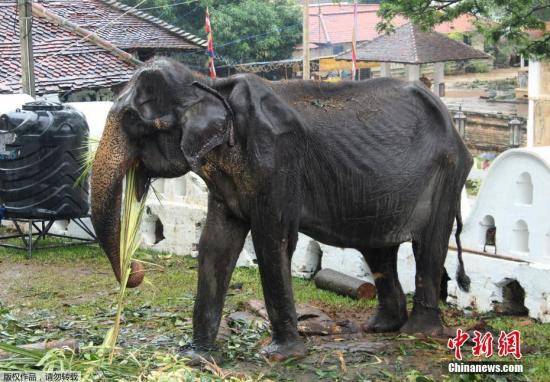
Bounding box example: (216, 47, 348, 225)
(377, 0, 550, 59)
(118, 0, 301, 64)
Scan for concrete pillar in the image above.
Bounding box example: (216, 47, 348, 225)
(527, 59, 550, 147)
(380, 62, 391, 77)
(406, 64, 420, 82)
(433, 62, 445, 96)
(520, 55, 525, 69)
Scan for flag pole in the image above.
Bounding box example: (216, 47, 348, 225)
(205, 7, 216, 79)
(351, 0, 358, 81)
(302, 1, 310, 80)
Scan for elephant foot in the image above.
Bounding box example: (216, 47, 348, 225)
(179, 343, 221, 366)
(362, 309, 407, 333)
(260, 339, 307, 362)
(400, 305, 445, 337)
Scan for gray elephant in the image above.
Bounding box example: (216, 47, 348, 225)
(90, 57, 472, 363)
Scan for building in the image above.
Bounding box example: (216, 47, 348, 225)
(36, 0, 205, 61)
(337, 23, 491, 94)
(294, 2, 482, 59)
(0, 0, 205, 101)
(0, 1, 137, 99)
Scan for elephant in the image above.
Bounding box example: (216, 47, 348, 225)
(90, 57, 473, 363)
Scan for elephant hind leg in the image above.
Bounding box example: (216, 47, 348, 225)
(401, 182, 458, 336)
(361, 245, 407, 333)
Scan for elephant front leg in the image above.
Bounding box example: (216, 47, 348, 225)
(251, 215, 307, 362)
(181, 197, 249, 365)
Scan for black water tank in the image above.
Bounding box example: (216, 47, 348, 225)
(0, 101, 89, 219)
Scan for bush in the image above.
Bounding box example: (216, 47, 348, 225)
(466, 179, 481, 196)
(465, 61, 490, 73)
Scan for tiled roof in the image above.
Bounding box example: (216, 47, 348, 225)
(337, 23, 491, 64)
(0, 1, 136, 95)
(308, 3, 476, 46)
(36, 0, 206, 50)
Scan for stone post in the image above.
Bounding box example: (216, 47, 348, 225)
(406, 64, 420, 82)
(433, 62, 445, 96)
(380, 62, 392, 77)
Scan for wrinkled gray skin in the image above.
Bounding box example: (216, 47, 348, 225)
(90, 57, 473, 364)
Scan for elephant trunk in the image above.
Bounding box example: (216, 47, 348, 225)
(91, 112, 145, 288)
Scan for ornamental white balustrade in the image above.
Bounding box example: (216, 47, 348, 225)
(459, 147, 550, 264)
(442, 147, 550, 322)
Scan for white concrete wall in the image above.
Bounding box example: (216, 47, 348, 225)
(67, 101, 113, 139)
(0, 94, 34, 114)
(460, 147, 550, 263)
(443, 147, 550, 322)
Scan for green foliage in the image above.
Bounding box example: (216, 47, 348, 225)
(465, 178, 481, 196)
(448, 31, 466, 42)
(118, 0, 301, 63)
(377, 0, 550, 59)
(465, 61, 490, 73)
(210, 0, 301, 63)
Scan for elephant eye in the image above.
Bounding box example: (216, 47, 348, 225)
(122, 108, 154, 139)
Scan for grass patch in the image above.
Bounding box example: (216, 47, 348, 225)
(1, 245, 549, 381)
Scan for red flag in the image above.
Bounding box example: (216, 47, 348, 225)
(205, 7, 216, 79)
(351, 0, 358, 80)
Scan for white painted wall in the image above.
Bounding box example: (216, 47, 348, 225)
(67, 101, 113, 139)
(0, 94, 34, 114)
(460, 147, 550, 263)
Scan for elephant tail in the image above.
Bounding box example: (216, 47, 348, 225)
(455, 209, 471, 292)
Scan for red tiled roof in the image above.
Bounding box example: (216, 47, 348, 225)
(0, 1, 136, 95)
(36, 0, 206, 50)
(308, 3, 476, 46)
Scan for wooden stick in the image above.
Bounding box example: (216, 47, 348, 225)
(448, 245, 529, 263)
(0, 339, 79, 359)
(314, 269, 376, 300)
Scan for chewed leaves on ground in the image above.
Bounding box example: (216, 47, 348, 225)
(0, 241, 548, 381)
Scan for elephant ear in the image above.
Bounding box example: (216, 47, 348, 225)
(223, 75, 303, 173)
(181, 75, 302, 174)
(179, 85, 232, 171)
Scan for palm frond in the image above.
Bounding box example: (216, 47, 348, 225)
(75, 136, 99, 187)
(102, 163, 147, 362)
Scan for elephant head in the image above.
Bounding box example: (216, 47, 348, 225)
(90, 58, 235, 288)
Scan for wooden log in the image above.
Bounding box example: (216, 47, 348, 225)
(314, 269, 376, 300)
(0, 339, 79, 359)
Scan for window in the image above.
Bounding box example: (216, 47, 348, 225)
(511, 220, 529, 253)
(480, 215, 496, 253)
(515, 172, 533, 205)
(142, 210, 165, 245)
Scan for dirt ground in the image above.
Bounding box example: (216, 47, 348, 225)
(0, 244, 547, 381)
(445, 67, 523, 86)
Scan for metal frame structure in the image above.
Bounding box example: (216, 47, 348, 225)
(0, 217, 96, 258)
